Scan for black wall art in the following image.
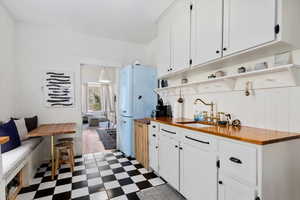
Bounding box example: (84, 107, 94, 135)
(44, 71, 75, 108)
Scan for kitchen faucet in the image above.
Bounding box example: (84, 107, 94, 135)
(194, 98, 218, 123)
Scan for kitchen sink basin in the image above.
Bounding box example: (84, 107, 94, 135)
(176, 121, 213, 128)
(183, 123, 213, 128)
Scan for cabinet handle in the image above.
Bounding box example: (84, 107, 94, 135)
(218, 181, 223, 185)
(152, 134, 156, 137)
(185, 136, 209, 145)
(223, 47, 227, 51)
(179, 147, 183, 150)
(161, 129, 176, 135)
(229, 157, 242, 164)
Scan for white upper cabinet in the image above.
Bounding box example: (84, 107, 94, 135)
(223, 0, 276, 56)
(191, 0, 223, 66)
(156, 0, 300, 78)
(170, 0, 191, 73)
(156, 25, 171, 78)
(156, 0, 191, 77)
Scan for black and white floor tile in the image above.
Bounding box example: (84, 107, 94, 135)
(16, 151, 165, 200)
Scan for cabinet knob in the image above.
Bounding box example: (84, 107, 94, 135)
(179, 147, 183, 150)
(218, 181, 223, 185)
(152, 125, 156, 128)
(216, 50, 220, 54)
(175, 145, 178, 148)
(223, 47, 227, 51)
(152, 134, 156, 137)
(155, 146, 159, 149)
(255, 197, 261, 200)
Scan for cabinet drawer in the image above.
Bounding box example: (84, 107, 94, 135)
(182, 130, 216, 152)
(150, 122, 159, 132)
(219, 140, 257, 185)
(159, 124, 179, 139)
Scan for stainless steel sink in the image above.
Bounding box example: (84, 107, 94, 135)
(177, 122, 213, 128)
(184, 123, 213, 128)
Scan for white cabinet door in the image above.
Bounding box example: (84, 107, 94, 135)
(180, 142, 218, 200)
(223, 0, 276, 56)
(159, 134, 180, 190)
(149, 124, 159, 172)
(157, 26, 171, 77)
(170, 0, 191, 73)
(191, 0, 223, 66)
(218, 175, 256, 200)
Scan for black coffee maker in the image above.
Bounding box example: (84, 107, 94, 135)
(154, 96, 172, 118)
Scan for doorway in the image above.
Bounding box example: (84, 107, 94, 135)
(80, 64, 118, 154)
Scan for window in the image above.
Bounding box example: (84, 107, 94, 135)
(87, 86, 101, 112)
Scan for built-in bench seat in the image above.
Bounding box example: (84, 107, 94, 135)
(1, 137, 46, 199)
(2, 137, 43, 182)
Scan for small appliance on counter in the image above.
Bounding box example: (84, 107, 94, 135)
(154, 97, 172, 118)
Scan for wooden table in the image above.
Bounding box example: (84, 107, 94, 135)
(28, 123, 76, 179)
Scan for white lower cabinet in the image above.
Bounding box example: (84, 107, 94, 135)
(149, 123, 159, 172)
(151, 122, 300, 200)
(218, 175, 256, 200)
(158, 133, 180, 190)
(180, 142, 218, 200)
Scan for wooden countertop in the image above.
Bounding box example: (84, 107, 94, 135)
(147, 117, 300, 145)
(28, 123, 76, 137)
(0, 136, 9, 144)
(135, 119, 151, 125)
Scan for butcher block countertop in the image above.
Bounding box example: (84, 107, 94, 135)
(147, 117, 300, 145)
(135, 119, 151, 125)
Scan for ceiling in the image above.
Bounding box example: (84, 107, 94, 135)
(1, 0, 175, 44)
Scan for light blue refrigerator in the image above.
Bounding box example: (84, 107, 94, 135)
(119, 65, 157, 157)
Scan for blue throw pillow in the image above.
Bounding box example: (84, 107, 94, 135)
(0, 120, 21, 153)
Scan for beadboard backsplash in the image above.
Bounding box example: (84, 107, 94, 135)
(160, 50, 300, 133)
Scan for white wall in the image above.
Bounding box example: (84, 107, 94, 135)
(151, 49, 300, 133)
(14, 23, 147, 123)
(0, 4, 15, 122)
(14, 23, 148, 155)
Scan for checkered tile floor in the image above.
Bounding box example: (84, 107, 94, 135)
(16, 151, 165, 200)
